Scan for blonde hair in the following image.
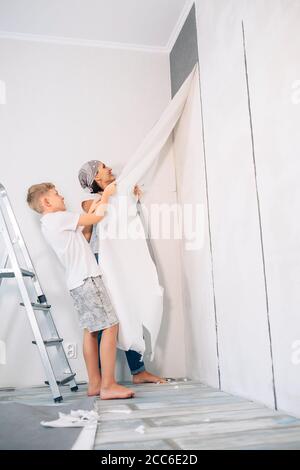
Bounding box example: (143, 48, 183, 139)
(26, 183, 55, 213)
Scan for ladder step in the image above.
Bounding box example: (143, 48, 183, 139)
(59, 374, 76, 386)
(45, 373, 76, 386)
(20, 302, 51, 311)
(32, 338, 63, 346)
(0, 268, 34, 278)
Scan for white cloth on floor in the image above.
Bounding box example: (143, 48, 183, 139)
(95, 65, 198, 358)
(41, 409, 100, 428)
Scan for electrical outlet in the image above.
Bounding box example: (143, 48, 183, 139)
(65, 342, 77, 359)
(0, 340, 6, 365)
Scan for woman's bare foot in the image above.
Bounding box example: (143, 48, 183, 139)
(132, 370, 167, 384)
(87, 381, 101, 396)
(100, 383, 135, 400)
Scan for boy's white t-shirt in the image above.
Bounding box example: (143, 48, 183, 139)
(40, 211, 101, 290)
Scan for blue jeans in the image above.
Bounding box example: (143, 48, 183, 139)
(95, 253, 145, 375)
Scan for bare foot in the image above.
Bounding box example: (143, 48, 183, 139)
(132, 370, 167, 384)
(100, 383, 135, 400)
(87, 382, 101, 396)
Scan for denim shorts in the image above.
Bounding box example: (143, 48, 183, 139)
(69, 276, 119, 332)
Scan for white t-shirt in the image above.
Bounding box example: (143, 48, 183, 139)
(80, 191, 102, 255)
(40, 211, 101, 290)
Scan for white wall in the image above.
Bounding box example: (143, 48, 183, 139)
(173, 69, 220, 388)
(240, 0, 300, 417)
(0, 37, 186, 387)
(189, 0, 300, 415)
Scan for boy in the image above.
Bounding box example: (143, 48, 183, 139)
(26, 182, 134, 400)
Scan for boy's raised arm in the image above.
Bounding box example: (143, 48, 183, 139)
(78, 182, 116, 227)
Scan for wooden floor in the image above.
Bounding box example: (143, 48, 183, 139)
(1, 379, 300, 449)
(93, 380, 300, 450)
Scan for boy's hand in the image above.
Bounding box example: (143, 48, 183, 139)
(133, 184, 143, 200)
(103, 182, 117, 197)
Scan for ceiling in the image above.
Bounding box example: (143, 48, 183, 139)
(0, 0, 192, 51)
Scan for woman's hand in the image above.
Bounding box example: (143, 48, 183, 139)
(133, 184, 143, 200)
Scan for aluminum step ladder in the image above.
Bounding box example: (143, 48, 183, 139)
(0, 183, 78, 402)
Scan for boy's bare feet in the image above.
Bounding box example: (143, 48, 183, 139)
(100, 383, 135, 400)
(87, 381, 101, 396)
(132, 370, 167, 384)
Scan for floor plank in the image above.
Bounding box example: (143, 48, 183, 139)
(1, 380, 300, 450)
(93, 380, 300, 450)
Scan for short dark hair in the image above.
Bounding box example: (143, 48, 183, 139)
(91, 179, 103, 194)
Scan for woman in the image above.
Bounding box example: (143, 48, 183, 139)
(78, 160, 166, 384)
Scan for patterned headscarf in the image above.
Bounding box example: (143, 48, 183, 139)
(78, 160, 102, 192)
